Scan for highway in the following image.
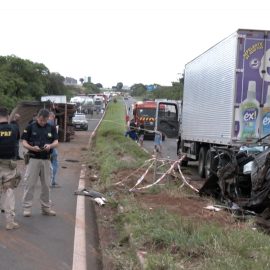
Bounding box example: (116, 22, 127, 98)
(0, 113, 103, 270)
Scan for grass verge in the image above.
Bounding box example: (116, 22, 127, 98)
(89, 99, 149, 188)
(88, 98, 270, 270)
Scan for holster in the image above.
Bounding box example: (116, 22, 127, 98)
(11, 171, 22, 188)
(24, 152, 30, 165)
(2, 168, 21, 189)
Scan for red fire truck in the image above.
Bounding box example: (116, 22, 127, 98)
(132, 101, 163, 139)
(132, 100, 180, 140)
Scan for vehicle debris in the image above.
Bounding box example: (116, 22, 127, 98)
(74, 188, 107, 206)
(199, 146, 270, 219)
(203, 205, 222, 212)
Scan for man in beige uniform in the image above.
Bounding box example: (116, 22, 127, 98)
(21, 109, 58, 217)
(0, 107, 21, 230)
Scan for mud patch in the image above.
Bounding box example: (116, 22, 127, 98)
(136, 193, 238, 227)
(91, 165, 246, 269)
(65, 159, 80, 163)
(112, 168, 242, 228)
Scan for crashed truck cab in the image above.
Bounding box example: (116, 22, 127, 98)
(198, 143, 270, 214)
(157, 98, 270, 213)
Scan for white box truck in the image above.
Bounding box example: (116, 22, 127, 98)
(173, 29, 270, 178)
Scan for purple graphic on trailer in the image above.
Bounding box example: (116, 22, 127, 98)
(238, 32, 264, 103)
(236, 30, 270, 139)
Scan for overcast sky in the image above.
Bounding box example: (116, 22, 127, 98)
(1, 0, 270, 88)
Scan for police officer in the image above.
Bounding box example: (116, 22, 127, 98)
(21, 108, 58, 217)
(47, 112, 60, 187)
(0, 107, 21, 230)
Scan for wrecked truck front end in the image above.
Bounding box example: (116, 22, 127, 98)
(199, 145, 270, 213)
(244, 147, 270, 212)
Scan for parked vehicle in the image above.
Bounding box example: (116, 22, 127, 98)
(133, 101, 157, 138)
(81, 97, 94, 115)
(93, 96, 104, 113)
(154, 29, 270, 218)
(72, 113, 88, 131)
(175, 29, 270, 178)
(133, 100, 180, 140)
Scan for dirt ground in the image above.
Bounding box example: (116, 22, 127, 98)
(91, 163, 245, 269)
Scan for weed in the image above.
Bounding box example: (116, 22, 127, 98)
(89, 99, 270, 269)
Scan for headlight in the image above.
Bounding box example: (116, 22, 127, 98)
(243, 161, 254, 175)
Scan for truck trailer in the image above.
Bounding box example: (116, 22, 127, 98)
(177, 29, 270, 178)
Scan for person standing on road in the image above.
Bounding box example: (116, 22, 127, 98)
(0, 107, 21, 230)
(21, 109, 58, 217)
(154, 129, 162, 153)
(138, 123, 145, 147)
(48, 112, 60, 188)
(10, 113, 23, 160)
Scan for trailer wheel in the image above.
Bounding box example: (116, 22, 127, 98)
(205, 149, 217, 179)
(198, 147, 207, 178)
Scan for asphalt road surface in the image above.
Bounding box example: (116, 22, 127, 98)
(0, 112, 103, 270)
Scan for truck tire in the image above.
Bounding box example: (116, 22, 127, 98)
(198, 147, 207, 178)
(205, 149, 218, 179)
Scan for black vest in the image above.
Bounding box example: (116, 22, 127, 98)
(27, 122, 55, 159)
(0, 122, 17, 159)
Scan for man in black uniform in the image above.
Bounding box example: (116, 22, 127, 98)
(0, 107, 21, 230)
(21, 109, 58, 217)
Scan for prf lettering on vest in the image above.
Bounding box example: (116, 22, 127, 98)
(0, 131, 12, 137)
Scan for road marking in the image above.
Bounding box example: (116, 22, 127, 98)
(72, 165, 87, 270)
(88, 118, 102, 121)
(73, 112, 107, 269)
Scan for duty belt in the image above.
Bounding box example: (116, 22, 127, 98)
(0, 159, 14, 165)
(30, 156, 50, 160)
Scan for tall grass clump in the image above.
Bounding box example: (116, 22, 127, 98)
(115, 199, 270, 270)
(92, 99, 149, 186)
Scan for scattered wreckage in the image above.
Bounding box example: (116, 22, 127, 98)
(75, 188, 107, 206)
(199, 142, 270, 231)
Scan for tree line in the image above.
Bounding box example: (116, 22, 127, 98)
(130, 81, 183, 100)
(0, 55, 184, 110)
(0, 55, 76, 110)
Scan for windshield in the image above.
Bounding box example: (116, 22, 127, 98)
(137, 108, 156, 118)
(73, 115, 86, 121)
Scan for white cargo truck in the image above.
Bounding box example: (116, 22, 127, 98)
(170, 29, 270, 178)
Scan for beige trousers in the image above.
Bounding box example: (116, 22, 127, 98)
(22, 158, 52, 209)
(0, 160, 17, 224)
